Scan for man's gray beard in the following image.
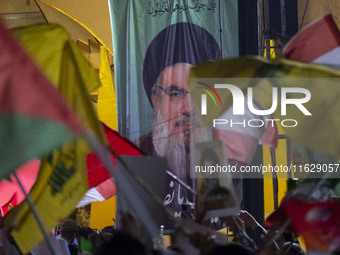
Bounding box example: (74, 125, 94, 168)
(152, 107, 211, 182)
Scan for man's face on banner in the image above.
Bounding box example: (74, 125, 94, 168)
(151, 63, 192, 147)
(150, 62, 211, 181)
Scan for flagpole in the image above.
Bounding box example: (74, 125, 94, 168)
(13, 173, 58, 255)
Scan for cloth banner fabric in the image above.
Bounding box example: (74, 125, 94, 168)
(109, 0, 239, 227)
(109, 0, 239, 139)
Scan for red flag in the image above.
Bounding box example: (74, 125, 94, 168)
(283, 14, 340, 65)
(77, 124, 145, 206)
(284, 199, 340, 252)
(1, 123, 145, 210)
(0, 160, 40, 215)
(86, 123, 145, 188)
(77, 178, 116, 207)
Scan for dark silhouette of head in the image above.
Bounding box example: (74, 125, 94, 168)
(78, 227, 94, 240)
(99, 230, 147, 255)
(61, 218, 79, 245)
(143, 22, 221, 106)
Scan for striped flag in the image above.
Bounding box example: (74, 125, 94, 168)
(78, 123, 145, 207)
(283, 14, 340, 65)
(77, 177, 116, 207)
(3, 24, 104, 254)
(86, 124, 144, 188)
(0, 19, 85, 179)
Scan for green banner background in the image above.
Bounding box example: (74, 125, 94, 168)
(109, 0, 239, 139)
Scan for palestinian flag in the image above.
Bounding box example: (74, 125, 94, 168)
(0, 18, 84, 179)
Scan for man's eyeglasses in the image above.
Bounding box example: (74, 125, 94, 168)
(157, 85, 189, 101)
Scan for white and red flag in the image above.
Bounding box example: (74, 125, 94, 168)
(283, 14, 340, 65)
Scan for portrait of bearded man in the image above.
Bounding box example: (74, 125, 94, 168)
(139, 22, 222, 223)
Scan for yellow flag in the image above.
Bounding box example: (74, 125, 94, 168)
(97, 46, 118, 130)
(4, 25, 104, 254)
(13, 24, 99, 93)
(190, 56, 340, 161)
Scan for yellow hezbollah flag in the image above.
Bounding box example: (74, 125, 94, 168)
(4, 26, 105, 253)
(97, 46, 118, 130)
(190, 56, 340, 160)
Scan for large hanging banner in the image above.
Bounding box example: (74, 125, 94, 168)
(109, 0, 238, 227)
